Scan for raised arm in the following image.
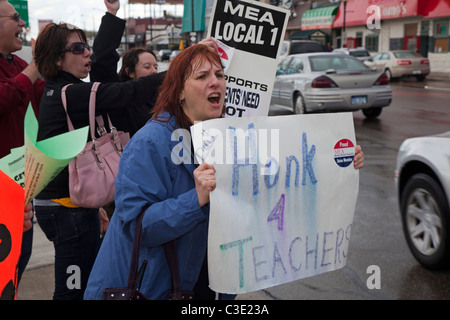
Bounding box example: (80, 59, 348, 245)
(89, 0, 125, 83)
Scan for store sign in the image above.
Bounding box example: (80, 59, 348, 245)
(334, 0, 419, 28)
(367, 0, 419, 19)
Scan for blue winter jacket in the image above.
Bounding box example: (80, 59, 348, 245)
(84, 112, 209, 300)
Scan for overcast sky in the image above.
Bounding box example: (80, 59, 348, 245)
(27, 0, 183, 39)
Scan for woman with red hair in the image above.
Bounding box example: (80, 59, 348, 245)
(85, 42, 228, 300)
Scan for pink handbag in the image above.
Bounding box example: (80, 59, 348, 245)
(61, 82, 130, 208)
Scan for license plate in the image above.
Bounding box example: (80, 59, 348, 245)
(351, 96, 367, 105)
(413, 69, 421, 74)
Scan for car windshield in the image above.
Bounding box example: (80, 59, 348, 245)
(393, 51, 418, 58)
(309, 55, 367, 71)
(350, 50, 370, 57)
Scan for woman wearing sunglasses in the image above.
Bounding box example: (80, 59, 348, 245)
(33, 1, 164, 300)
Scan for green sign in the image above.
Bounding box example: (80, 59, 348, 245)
(181, 0, 205, 33)
(8, 0, 29, 27)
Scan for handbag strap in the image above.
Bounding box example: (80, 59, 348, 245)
(88, 82, 101, 141)
(61, 84, 75, 131)
(61, 82, 110, 139)
(95, 114, 116, 133)
(86, 82, 119, 137)
(128, 204, 184, 296)
(127, 204, 150, 290)
(163, 240, 182, 298)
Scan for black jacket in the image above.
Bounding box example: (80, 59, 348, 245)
(36, 13, 165, 200)
(36, 70, 164, 200)
(90, 13, 161, 136)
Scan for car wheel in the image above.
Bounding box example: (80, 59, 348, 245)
(400, 173, 450, 269)
(362, 107, 382, 119)
(293, 93, 306, 114)
(385, 68, 395, 81)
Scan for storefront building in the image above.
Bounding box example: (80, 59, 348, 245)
(421, 0, 450, 73)
(203, 0, 449, 73)
(332, 0, 450, 73)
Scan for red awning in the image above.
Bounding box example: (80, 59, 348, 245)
(420, 0, 450, 18)
(334, 0, 420, 28)
(333, 1, 366, 28)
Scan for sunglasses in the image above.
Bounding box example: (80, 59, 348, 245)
(62, 42, 91, 55)
(0, 13, 21, 22)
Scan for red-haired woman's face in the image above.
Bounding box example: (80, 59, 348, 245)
(180, 58, 226, 122)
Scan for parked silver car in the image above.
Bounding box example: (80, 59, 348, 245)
(270, 53, 392, 118)
(332, 47, 372, 62)
(364, 50, 430, 81)
(395, 132, 450, 269)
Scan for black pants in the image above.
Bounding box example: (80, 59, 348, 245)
(193, 255, 216, 300)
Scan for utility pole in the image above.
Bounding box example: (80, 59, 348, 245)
(149, 0, 153, 43)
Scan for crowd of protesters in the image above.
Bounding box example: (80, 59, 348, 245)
(0, 0, 364, 300)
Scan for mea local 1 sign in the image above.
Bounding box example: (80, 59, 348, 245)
(208, 0, 289, 117)
(210, 0, 286, 59)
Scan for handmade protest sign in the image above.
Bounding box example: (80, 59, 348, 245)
(207, 0, 289, 117)
(191, 112, 359, 294)
(0, 105, 89, 205)
(0, 146, 25, 188)
(0, 170, 24, 300)
(0, 105, 88, 299)
(23, 105, 89, 205)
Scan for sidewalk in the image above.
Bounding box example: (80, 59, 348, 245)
(17, 221, 54, 300)
(417, 72, 450, 90)
(426, 72, 450, 82)
(15, 71, 450, 300)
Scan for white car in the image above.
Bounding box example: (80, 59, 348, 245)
(332, 47, 372, 62)
(365, 50, 430, 81)
(395, 132, 450, 269)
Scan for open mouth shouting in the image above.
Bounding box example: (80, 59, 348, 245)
(207, 93, 221, 106)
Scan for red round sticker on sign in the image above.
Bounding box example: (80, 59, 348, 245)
(334, 139, 355, 167)
(218, 47, 228, 61)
